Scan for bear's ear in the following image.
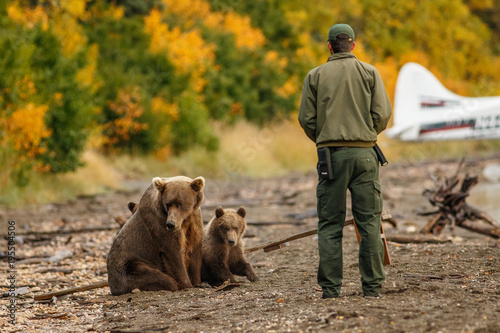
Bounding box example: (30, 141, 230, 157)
(215, 206, 224, 218)
(127, 202, 137, 213)
(153, 177, 166, 193)
(191, 177, 205, 192)
(237, 206, 246, 218)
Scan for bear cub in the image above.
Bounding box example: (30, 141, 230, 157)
(201, 206, 258, 286)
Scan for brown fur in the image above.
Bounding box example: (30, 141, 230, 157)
(107, 176, 205, 295)
(201, 206, 258, 286)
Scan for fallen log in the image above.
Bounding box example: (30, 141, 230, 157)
(458, 220, 500, 239)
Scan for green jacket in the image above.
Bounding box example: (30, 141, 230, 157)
(298, 53, 392, 148)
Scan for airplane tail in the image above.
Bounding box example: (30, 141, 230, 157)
(386, 62, 462, 140)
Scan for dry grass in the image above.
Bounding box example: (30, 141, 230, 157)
(0, 151, 121, 207)
(1, 119, 499, 207)
(379, 135, 500, 164)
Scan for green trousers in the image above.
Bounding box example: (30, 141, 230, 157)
(316, 147, 385, 298)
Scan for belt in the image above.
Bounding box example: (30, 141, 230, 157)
(331, 147, 348, 152)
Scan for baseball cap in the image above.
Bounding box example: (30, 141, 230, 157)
(328, 23, 355, 42)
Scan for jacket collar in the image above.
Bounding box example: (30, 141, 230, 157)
(327, 52, 357, 62)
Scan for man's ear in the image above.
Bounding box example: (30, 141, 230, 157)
(351, 41, 356, 51)
(327, 41, 333, 55)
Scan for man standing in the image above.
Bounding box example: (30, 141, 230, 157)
(298, 23, 392, 299)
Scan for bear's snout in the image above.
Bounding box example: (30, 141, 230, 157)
(166, 220, 176, 230)
(228, 239, 236, 246)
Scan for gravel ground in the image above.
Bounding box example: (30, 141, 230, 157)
(1, 157, 499, 332)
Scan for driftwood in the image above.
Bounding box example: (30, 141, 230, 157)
(385, 235, 452, 244)
(33, 312, 69, 320)
(245, 212, 394, 266)
(404, 273, 469, 280)
(284, 210, 398, 228)
(14, 225, 119, 237)
(203, 219, 307, 226)
(245, 229, 318, 254)
(17, 250, 73, 265)
(36, 268, 73, 274)
(421, 158, 500, 239)
(34, 280, 109, 301)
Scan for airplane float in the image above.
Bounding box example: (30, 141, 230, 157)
(386, 62, 500, 141)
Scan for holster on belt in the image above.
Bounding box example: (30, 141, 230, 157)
(317, 147, 334, 180)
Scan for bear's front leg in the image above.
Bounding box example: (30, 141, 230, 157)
(208, 261, 233, 286)
(231, 260, 258, 282)
(187, 242, 203, 286)
(160, 251, 193, 290)
(229, 248, 258, 282)
(244, 263, 258, 282)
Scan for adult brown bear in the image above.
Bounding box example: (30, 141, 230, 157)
(107, 176, 205, 295)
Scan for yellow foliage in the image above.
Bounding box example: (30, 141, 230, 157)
(155, 146, 173, 161)
(295, 33, 321, 65)
(8, 0, 90, 56)
(15, 75, 37, 100)
(398, 51, 430, 70)
(468, 0, 494, 10)
(264, 51, 288, 71)
(4, 103, 52, 160)
(373, 58, 398, 104)
(276, 75, 298, 98)
(144, 9, 216, 92)
(76, 44, 100, 91)
(203, 11, 224, 29)
(162, 0, 212, 28)
(144, 9, 169, 53)
(352, 40, 372, 63)
(284, 9, 308, 32)
(52, 12, 88, 57)
(161, 0, 265, 50)
(103, 88, 148, 146)
(222, 11, 266, 50)
(151, 96, 179, 120)
(144, 0, 267, 91)
(103, 4, 124, 19)
(7, 2, 49, 31)
(53, 92, 64, 106)
(61, 0, 90, 19)
(264, 50, 279, 63)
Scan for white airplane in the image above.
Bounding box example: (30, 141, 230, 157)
(386, 62, 500, 141)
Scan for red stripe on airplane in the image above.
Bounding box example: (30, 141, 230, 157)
(419, 124, 472, 134)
